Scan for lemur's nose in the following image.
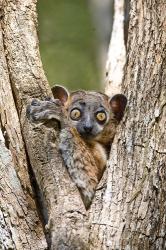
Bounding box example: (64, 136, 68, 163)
(84, 124, 93, 133)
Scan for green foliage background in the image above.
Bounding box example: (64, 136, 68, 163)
(38, 0, 100, 91)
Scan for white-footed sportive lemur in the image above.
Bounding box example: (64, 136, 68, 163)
(27, 85, 127, 209)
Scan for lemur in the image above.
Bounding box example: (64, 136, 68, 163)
(27, 85, 127, 209)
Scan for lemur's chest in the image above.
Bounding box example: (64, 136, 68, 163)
(86, 141, 107, 180)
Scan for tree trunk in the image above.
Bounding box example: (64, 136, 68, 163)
(1, 1, 88, 249)
(88, 0, 166, 249)
(0, 0, 165, 249)
(0, 19, 47, 250)
(105, 0, 126, 97)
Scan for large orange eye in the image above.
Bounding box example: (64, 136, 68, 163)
(96, 112, 106, 122)
(70, 109, 81, 120)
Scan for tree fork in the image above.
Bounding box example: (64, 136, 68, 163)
(0, 0, 165, 249)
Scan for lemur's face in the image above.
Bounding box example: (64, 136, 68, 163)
(66, 91, 111, 139)
(52, 85, 127, 139)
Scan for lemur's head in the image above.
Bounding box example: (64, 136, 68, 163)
(52, 85, 127, 139)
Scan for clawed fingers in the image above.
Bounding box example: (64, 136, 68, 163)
(31, 99, 41, 106)
(26, 103, 43, 122)
(26, 98, 63, 124)
(44, 96, 62, 106)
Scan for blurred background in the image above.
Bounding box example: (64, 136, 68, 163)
(37, 0, 113, 91)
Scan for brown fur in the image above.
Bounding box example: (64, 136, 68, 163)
(27, 86, 127, 208)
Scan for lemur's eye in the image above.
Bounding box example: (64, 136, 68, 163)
(96, 111, 107, 122)
(70, 108, 81, 120)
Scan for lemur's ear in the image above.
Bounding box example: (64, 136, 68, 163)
(110, 94, 127, 121)
(51, 85, 69, 105)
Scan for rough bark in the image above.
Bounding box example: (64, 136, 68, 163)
(0, 0, 165, 249)
(0, 129, 46, 249)
(1, 0, 88, 249)
(88, 0, 166, 249)
(0, 21, 47, 249)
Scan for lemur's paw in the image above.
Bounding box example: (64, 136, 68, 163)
(26, 98, 63, 123)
